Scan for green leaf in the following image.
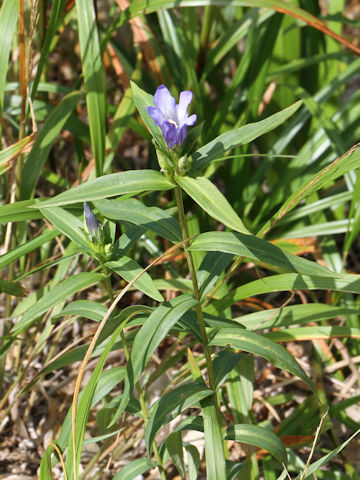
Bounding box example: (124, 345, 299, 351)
(76, 0, 106, 176)
(258, 146, 360, 237)
(53, 300, 108, 322)
(185, 444, 200, 480)
(225, 424, 287, 464)
(0, 229, 59, 270)
(189, 231, 336, 277)
(0, 135, 33, 175)
(166, 431, 186, 478)
(214, 273, 360, 312)
(30, 0, 66, 100)
(209, 328, 314, 394)
(95, 197, 182, 243)
(0, 0, 18, 117)
(0, 199, 44, 223)
(192, 101, 302, 171)
(201, 395, 227, 480)
(105, 257, 164, 302)
(198, 251, 233, 299)
(175, 175, 250, 234)
(21, 91, 82, 199)
(213, 350, 244, 389)
(237, 304, 358, 330)
(11, 272, 106, 334)
(113, 458, 155, 480)
(265, 326, 360, 342)
(37, 170, 175, 207)
(146, 384, 213, 453)
(40, 206, 89, 251)
(0, 278, 25, 297)
(298, 429, 360, 479)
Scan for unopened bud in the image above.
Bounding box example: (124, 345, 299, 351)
(84, 202, 100, 239)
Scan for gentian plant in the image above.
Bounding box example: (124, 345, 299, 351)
(3, 4, 360, 480)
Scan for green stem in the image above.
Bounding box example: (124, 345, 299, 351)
(174, 187, 216, 389)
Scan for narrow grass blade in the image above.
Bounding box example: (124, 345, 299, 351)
(201, 395, 227, 480)
(145, 383, 213, 453)
(75, 0, 106, 176)
(0, 0, 19, 119)
(225, 424, 287, 464)
(0, 135, 34, 175)
(190, 231, 336, 277)
(113, 458, 155, 480)
(21, 91, 82, 199)
(0, 229, 59, 270)
(11, 272, 106, 334)
(209, 328, 314, 393)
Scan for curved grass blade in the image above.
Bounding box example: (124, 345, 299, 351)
(11, 272, 106, 334)
(259, 144, 360, 237)
(225, 424, 287, 464)
(21, 91, 82, 199)
(0, 134, 34, 175)
(190, 231, 336, 277)
(145, 383, 213, 453)
(113, 458, 156, 480)
(209, 328, 314, 393)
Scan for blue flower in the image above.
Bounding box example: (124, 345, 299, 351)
(147, 85, 197, 149)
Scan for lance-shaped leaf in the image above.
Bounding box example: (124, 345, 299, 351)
(145, 384, 213, 453)
(175, 175, 250, 234)
(192, 101, 302, 170)
(209, 328, 314, 394)
(225, 424, 287, 464)
(189, 231, 336, 277)
(37, 170, 175, 207)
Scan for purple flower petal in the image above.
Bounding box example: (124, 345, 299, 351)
(161, 122, 177, 149)
(177, 90, 193, 125)
(154, 85, 176, 121)
(185, 113, 197, 126)
(178, 125, 188, 145)
(147, 105, 165, 126)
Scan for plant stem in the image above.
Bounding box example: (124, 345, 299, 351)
(174, 186, 217, 393)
